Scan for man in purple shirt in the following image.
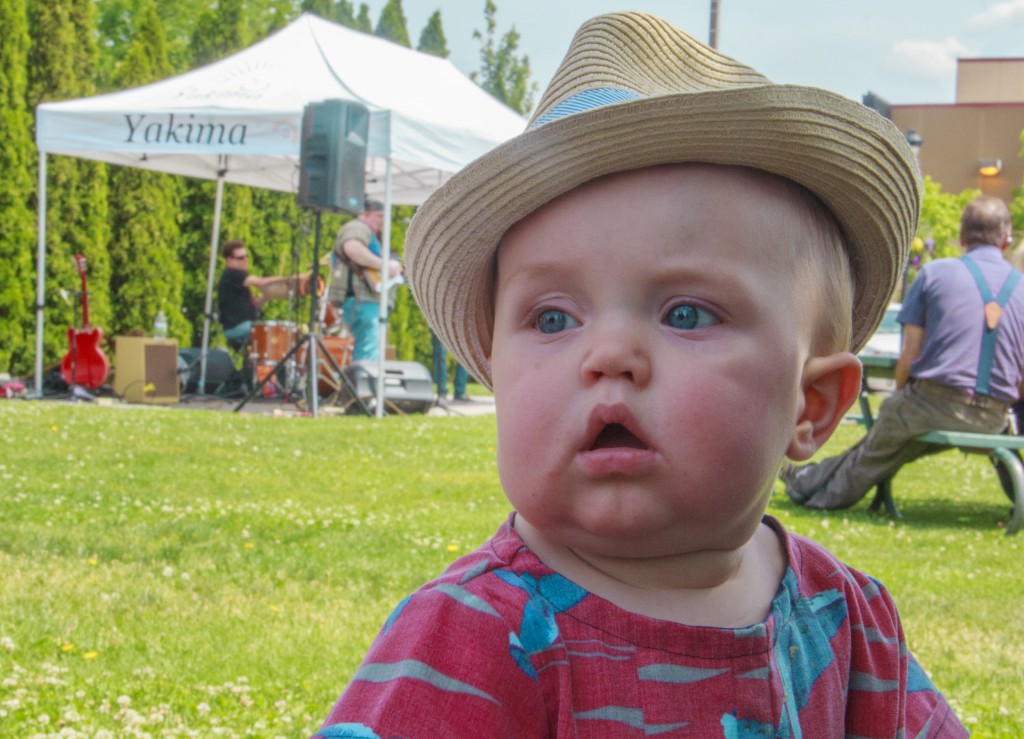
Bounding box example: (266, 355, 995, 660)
(783, 195, 1024, 509)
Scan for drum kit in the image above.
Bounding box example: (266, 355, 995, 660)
(232, 214, 375, 417)
(244, 268, 356, 405)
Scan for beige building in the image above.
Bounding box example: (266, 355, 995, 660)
(884, 58, 1024, 202)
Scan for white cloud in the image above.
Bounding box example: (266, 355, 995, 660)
(886, 37, 973, 79)
(969, 0, 1024, 28)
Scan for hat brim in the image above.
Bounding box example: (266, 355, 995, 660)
(406, 84, 920, 388)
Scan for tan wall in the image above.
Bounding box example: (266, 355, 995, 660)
(891, 104, 1024, 201)
(956, 59, 1024, 103)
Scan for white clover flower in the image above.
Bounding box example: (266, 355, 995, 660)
(0, 636, 15, 651)
(117, 695, 132, 708)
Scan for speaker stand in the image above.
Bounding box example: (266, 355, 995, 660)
(233, 211, 369, 417)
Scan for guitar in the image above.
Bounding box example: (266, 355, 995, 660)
(361, 266, 405, 294)
(60, 254, 111, 389)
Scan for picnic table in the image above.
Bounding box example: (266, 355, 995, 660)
(854, 354, 1023, 535)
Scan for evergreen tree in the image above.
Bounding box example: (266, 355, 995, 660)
(190, 0, 248, 67)
(177, 182, 217, 346)
(472, 0, 535, 115)
(334, 0, 356, 28)
(0, 0, 36, 374)
(299, 0, 356, 27)
(300, 0, 333, 21)
(183, 0, 264, 348)
(417, 10, 448, 58)
(250, 0, 293, 37)
(375, 0, 410, 47)
(97, 0, 218, 76)
(96, 0, 138, 90)
(354, 3, 372, 33)
(106, 3, 187, 340)
(27, 0, 111, 370)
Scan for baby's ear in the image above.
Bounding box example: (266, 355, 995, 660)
(786, 352, 862, 461)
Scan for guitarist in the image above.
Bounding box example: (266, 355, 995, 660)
(329, 198, 402, 361)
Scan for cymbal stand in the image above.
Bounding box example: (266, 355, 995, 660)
(282, 215, 310, 394)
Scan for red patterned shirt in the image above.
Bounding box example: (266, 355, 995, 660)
(317, 515, 966, 738)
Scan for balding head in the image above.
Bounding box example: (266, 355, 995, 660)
(960, 195, 1012, 250)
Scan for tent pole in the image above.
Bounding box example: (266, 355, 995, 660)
(199, 161, 227, 394)
(33, 152, 48, 398)
(375, 157, 394, 418)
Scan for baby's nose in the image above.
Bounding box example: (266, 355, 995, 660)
(579, 320, 652, 386)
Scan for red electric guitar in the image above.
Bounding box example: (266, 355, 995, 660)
(61, 254, 110, 389)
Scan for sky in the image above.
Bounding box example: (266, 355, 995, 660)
(358, 0, 1024, 111)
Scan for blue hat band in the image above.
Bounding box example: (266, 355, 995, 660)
(531, 88, 642, 129)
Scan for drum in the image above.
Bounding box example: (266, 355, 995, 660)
(322, 302, 345, 335)
(250, 321, 297, 365)
(297, 335, 354, 397)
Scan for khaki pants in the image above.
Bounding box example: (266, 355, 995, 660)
(788, 379, 1010, 510)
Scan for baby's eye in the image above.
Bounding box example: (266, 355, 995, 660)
(664, 303, 718, 330)
(536, 309, 579, 334)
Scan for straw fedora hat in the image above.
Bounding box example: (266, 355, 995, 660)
(405, 11, 921, 388)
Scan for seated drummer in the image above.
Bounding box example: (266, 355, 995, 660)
(216, 239, 288, 348)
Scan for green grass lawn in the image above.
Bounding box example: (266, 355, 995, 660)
(1, 401, 1021, 737)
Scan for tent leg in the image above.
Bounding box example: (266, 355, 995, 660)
(375, 158, 394, 419)
(199, 164, 227, 394)
(33, 153, 48, 398)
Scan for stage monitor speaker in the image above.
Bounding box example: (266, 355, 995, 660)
(177, 348, 236, 394)
(337, 360, 434, 414)
(297, 99, 369, 214)
(114, 336, 180, 404)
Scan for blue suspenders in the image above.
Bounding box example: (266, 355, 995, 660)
(961, 256, 1022, 395)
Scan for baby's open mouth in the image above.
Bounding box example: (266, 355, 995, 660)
(590, 423, 648, 450)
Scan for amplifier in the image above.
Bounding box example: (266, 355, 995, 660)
(338, 360, 434, 414)
(114, 337, 180, 404)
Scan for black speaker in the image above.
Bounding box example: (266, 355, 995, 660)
(178, 348, 236, 394)
(336, 360, 434, 414)
(297, 99, 369, 214)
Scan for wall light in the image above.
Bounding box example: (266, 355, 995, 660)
(978, 159, 1002, 176)
(905, 129, 923, 158)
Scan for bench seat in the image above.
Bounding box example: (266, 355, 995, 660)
(869, 430, 1023, 535)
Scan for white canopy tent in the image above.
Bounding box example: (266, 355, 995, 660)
(34, 12, 524, 413)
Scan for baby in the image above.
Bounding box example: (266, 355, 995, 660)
(315, 12, 966, 738)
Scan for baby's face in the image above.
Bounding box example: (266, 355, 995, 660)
(490, 164, 822, 559)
